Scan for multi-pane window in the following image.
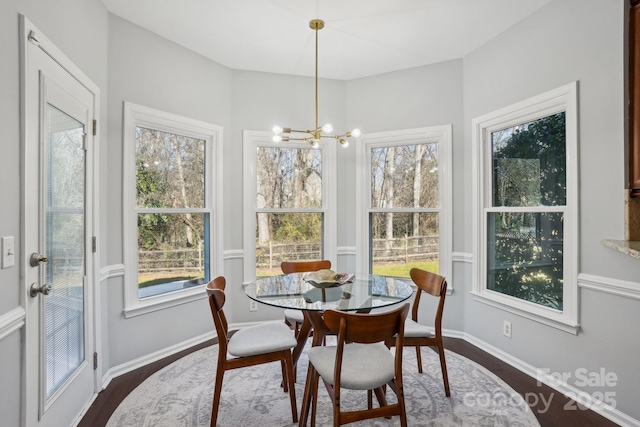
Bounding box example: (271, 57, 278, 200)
(135, 127, 208, 298)
(472, 83, 578, 332)
(488, 113, 566, 309)
(358, 127, 452, 280)
(244, 132, 336, 280)
(123, 103, 222, 316)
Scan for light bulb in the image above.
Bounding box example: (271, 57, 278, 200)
(322, 123, 333, 133)
(339, 138, 349, 148)
(351, 128, 361, 138)
(273, 135, 282, 143)
(272, 125, 283, 134)
(311, 139, 320, 149)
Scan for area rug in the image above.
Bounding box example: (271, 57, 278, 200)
(107, 341, 540, 427)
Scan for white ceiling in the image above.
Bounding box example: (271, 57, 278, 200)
(101, 0, 552, 81)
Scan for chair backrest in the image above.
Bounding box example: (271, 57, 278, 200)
(409, 268, 447, 332)
(280, 259, 331, 274)
(207, 276, 230, 350)
(323, 303, 409, 391)
(323, 303, 409, 346)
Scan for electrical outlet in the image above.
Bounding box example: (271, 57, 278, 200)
(503, 320, 512, 338)
(249, 300, 258, 311)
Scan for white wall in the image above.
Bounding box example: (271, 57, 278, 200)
(463, 0, 640, 421)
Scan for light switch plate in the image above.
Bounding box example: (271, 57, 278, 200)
(1, 236, 15, 269)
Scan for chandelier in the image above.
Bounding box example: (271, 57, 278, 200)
(272, 19, 360, 148)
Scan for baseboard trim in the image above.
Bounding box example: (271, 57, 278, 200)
(100, 321, 263, 390)
(460, 332, 639, 427)
(102, 330, 216, 389)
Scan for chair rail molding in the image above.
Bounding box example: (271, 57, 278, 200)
(0, 307, 26, 342)
(100, 263, 125, 283)
(578, 272, 640, 300)
(452, 252, 472, 264)
(337, 246, 356, 256)
(224, 249, 244, 260)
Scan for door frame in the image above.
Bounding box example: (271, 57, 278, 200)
(20, 14, 102, 426)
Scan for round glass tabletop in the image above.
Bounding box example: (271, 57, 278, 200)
(244, 272, 414, 312)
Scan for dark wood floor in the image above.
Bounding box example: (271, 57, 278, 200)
(78, 336, 619, 427)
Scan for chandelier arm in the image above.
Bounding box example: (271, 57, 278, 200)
(286, 128, 313, 134)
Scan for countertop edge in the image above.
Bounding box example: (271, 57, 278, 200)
(601, 239, 640, 260)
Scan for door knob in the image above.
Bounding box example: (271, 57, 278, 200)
(30, 283, 52, 297)
(30, 252, 48, 267)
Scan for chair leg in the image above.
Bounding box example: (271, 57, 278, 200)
(284, 353, 298, 423)
(280, 360, 289, 392)
(300, 364, 315, 427)
(333, 395, 340, 427)
(437, 343, 451, 397)
(399, 384, 408, 427)
(311, 370, 319, 427)
(210, 362, 226, 427)
(415, 345, 423, 373)
(374, 386, 392, 418)
(373, 386, 388, 407)
(291, 321, 302, 382)
(332, 381, 341, 427)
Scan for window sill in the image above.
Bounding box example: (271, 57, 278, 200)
(470, 290, 580, 335)
(601, 239, 640, 260)
(123, 285, 207, 318)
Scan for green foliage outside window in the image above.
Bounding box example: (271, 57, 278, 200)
(489, 113, 565, 310)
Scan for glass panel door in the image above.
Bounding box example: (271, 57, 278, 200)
(44, 104, 86, 398)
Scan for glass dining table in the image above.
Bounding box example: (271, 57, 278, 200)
(244, 272, 414, 426)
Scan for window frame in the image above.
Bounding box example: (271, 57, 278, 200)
(355, 126, 453, 284)
(471, 82, 579, 333)
(242, 130, 337, 282)
(122, 102, 223, 317)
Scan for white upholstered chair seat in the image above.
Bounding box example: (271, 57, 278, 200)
(307, 342, 395, 390)
(228, 321, 297, 358)
(283, 308, 304, 325)
(402, 318, 433, 338)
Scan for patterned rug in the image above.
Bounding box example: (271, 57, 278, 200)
(107, 340, 540, 427)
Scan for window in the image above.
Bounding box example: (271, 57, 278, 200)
(356, 126, 452, 280)
(123, 103, 223, 317)
(471, 82, 578, 333)
(243, 131, 336, 280)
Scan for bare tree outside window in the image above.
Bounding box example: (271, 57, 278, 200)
(255, 146, 324, 276)
(135, 126, 209, 296)
(370, 142, 439, 278)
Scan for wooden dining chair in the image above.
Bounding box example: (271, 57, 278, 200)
(206, 276, 298, 426)
(388, 267, 450, 397)
(281, 259, 332, 336)
(305, 303, 410, 427)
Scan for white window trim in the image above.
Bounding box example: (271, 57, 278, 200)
(355, 126, 453, 286)
(471, 82, 579, 334)
(242, 130, 337, 283)
(122, 102, 223, 317)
